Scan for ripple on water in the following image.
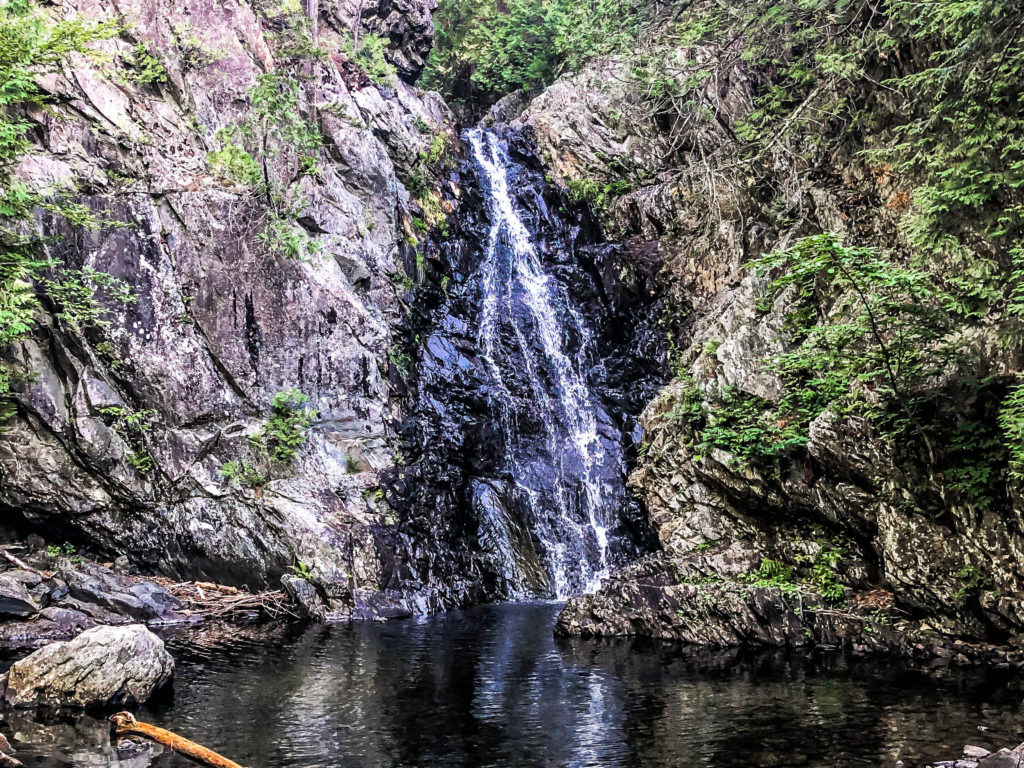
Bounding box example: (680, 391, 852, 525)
(6, 603, 1024, 768)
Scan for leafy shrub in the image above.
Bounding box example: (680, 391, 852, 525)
(207, 129, 262, 189)
(252, 388, 312, 463)
(343, 33, 397, 88)
(123, 42, 167, 85)
(219, 460, 266, 488)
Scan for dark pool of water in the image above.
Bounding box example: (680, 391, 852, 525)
(2, 602, 1022, 768)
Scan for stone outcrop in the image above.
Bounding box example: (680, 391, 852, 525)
(516, 34, 1024, 646)
(280, 574, 329, 621)
(0, 0, 455, 618)
(0, 625, 173, 708)
(934, 744, 1024, 768)
(325, 0, 438, 83)
(0, 576, 38, 619)
(0, 559, 184, 650)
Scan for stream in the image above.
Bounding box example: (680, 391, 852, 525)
(5, 603, 1023, 768)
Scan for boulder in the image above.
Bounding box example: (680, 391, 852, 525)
(281, 575, 328, 621)
(0, 624, 173, 708)
(0, 576, 38, 618)
(979, 748, 1024, 768)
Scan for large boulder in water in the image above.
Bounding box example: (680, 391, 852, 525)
(0, 625, 173, 708)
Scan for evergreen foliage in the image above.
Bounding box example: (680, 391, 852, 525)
(424, 0, 650, 105)
(0, 0, 128, 416)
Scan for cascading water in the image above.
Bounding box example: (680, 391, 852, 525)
(466, 128, 617, 598)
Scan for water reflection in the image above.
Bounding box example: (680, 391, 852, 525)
(4, 603, 1023, 768)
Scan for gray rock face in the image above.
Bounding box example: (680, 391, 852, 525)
(0, 0, 455, 617)
(0, 576, 38, 618)
(280, 574, 329, 621)
(0, 625, 173, 708)
(520, 33, 1024, 646)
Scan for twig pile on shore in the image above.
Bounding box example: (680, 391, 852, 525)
(151, 578, 299, 621)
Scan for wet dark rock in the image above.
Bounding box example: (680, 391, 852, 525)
(0, 624, 173, 708)
(376, 126, 665, 610)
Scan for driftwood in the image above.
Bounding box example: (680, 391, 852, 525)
(110, 713, 244, 768)
(0, 548, 41, 576)
(151, 578, 298, 621)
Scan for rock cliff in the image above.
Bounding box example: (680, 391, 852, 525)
(516, 36, 1024, 648)
(0, 0, 449, 616)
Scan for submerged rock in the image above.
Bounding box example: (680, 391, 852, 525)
(0, 625, 173, 708)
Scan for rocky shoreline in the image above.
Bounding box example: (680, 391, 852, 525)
(0, 537, 304, 655)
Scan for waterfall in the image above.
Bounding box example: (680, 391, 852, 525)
(467, 129, 615, 598)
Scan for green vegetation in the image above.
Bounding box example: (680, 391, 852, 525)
(952, 564, 992, 600)
(566, 178, 630, 210)
(45, 542, 76, 559)
(253, 388, 313, 463)
(741, 545, 846, 602)
(122, 42, 167, 85)
(343, 33, 397, 88)
(220, 389, 313, 488)
(0, 1, 128, 418)
(219, 460, 266, 488)
(207, 129, 263, 189)
(98, 406, 156, 475)
(289, 560, 314, 579)
(425, 0, 652, 104)
(808, 543, 845, 602)
(388, 347, 412, 379)
(743, 558, 800, 597)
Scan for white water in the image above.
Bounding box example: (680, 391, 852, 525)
(468, 129, 611, 597)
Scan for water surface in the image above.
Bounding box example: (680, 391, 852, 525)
(4, 603, 1023, 768)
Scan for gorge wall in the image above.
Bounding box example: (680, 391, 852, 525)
(0, 0, 663, 622)
(0, 0, 454, 615)
(507, 13, 1024, 650)
(5, 0, 1024, 656)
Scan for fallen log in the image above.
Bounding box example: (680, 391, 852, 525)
(110, 713, 244, 768)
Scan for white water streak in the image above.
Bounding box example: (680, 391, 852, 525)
(469, 129, 610, 596)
